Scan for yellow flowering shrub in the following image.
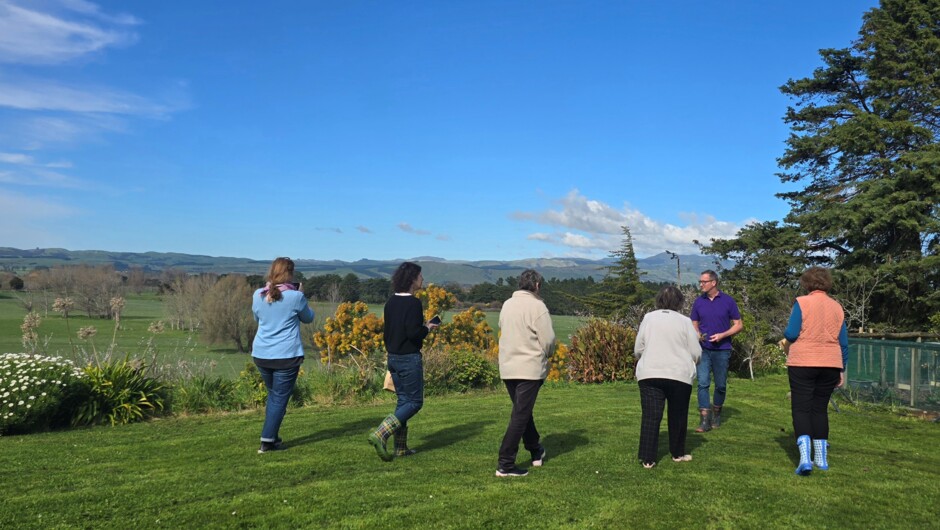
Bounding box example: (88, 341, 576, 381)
(428, 307, 495, 353)
(312, 301, 384, 363)
(415, 284, 456, 322)
(547, 342, 569, 382)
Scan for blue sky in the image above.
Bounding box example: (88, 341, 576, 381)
(0, 0, 879, 262)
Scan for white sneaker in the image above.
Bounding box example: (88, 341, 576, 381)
(531, 447, 546, 467)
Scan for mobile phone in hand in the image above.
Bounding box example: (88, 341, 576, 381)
(428, 315, 442, 325)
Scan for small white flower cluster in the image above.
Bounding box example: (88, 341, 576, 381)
(0, 353, 86, 430)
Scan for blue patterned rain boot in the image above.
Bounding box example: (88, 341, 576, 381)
(813, 439, 829, 470)
(795, 435, 813, 476)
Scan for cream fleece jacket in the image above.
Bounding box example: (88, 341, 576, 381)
(634, 309, 702, 385)
(498, 290, 556, 380)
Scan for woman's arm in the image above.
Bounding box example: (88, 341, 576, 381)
(686, 320, 702, 364)
(633, 316, 647, 358)
(294, 294, 314, 323)
(534, 310, 556, 358)
(783, 302, 802, 342)
(404, 300, 430, 343)
(839, 320, 848, 370)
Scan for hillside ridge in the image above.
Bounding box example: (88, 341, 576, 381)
(0, 247, 727, 286)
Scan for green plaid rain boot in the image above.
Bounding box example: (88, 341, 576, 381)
(368, 414, 401, 462)
(394, 425, 417, 457)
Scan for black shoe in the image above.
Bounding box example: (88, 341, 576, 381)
(495, 467, 528, 477)
(258, 440, 285, 453)
(531, 446, 546, 467)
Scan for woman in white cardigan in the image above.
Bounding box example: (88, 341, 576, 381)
(634, 285, 702, 468)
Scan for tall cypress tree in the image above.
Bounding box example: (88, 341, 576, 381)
(582, 226, 647, 318)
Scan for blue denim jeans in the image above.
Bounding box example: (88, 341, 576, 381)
(697, 349, 731, 410)
(388, 353, 424, 425)
(257, 365, 299, 442)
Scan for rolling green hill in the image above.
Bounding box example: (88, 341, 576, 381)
(0, 247, 725, 286)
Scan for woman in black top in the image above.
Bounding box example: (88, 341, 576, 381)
(368, 262, 438, 461)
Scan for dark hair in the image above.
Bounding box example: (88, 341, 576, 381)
(391, 262, 422, 293)
(700, 270, 718, 283)
(655, 285, 684, 311)
(800, 267, 833, 293)
(264, 257, 294, 302)
(518, 269, 543, 293)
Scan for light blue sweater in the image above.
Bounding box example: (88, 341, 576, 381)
(251, 289, 314, 360)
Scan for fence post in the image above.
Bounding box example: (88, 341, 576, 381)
(880, 345, 887, 386)
(911, 338, 921, 407)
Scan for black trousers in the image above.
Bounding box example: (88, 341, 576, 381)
(788, 366, 840, 439)
(498, 379, 543, 470)
(638, 378, 692, 463)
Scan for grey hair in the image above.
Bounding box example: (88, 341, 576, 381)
(518, 269, 543, 293)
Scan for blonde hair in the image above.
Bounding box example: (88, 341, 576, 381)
(264, 257, 295, 302)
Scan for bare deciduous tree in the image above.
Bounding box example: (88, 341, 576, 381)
(200, 274, 257, 353)
(163, 273, 217, 331)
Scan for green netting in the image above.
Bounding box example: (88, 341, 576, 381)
(847, 338, 940, 410)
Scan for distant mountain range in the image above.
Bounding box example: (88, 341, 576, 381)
(0, 247, 728, 286)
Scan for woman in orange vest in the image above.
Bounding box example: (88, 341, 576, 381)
(781, 267, 848, 476)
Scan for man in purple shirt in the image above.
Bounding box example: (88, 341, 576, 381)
(690, 270, 743, 432)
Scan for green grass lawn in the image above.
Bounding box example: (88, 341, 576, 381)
(0, 292, 250, 378)
(1, 375, 936, 528)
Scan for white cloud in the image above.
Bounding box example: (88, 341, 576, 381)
(0, 77, 173, 116)
(514, 189, 751, 256)
(355, 225, 373, 234)
(0, 152, 33, 164)
(0, 188, 77, 218)
(0, 166, 88, 188)
(0, 151, 73, 168)
(398, 222, 431, 236)
(0, 114, 127, 148)
(0, 1, 138, 65)
(0, 187, 79, 248)
(0, 1, 189, 191)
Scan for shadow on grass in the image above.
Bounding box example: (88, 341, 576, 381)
(775, 434, 799, 466)
(541, 429, 589, 461)
(651, 427, 709, 461)
(288, 417, 378, 447)
(417, 420, 494, 452)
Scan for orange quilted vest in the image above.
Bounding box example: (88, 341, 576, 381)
(787, 291, 844, 369)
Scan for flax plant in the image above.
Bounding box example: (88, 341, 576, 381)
(78, 326, 99, 367)
(52, 297, 77, 356)
(20, 312, 42, 354)
(109, 296, 125, 348)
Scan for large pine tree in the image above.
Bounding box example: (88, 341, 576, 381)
(709, 0, 939, 328)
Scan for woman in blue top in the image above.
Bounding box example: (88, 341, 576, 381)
(251, 257, 314, 453)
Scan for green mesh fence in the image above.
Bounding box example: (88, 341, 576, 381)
(847, 338, 940, 410)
